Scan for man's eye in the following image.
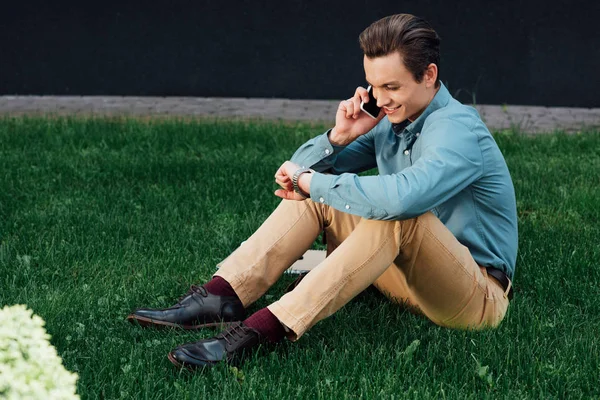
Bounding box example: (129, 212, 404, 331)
(385, 87, 399, 91)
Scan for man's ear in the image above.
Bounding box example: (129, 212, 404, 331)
(424, 63, 438, 87)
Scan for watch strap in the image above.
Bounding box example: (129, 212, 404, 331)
(292, 167, 312, 198)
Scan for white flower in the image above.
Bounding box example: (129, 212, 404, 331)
(0, 304, 79, 399)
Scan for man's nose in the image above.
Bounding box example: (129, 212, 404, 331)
(374, 89, 389, 108)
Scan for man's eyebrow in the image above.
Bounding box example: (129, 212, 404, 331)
(365, 79, 401, 87)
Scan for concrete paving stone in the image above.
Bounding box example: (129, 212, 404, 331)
(0, 96, 598, 133)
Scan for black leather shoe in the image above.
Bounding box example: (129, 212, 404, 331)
(126, 285, 246, 330)
(168, 322, 263, 369)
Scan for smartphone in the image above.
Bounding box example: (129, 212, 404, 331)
(360, 85, 381, 119)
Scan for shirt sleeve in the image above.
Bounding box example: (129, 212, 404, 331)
(308, 119, 484, 220)
(290, 127, 377, 174)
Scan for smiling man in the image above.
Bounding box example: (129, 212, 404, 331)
(128, 13, 518, 369)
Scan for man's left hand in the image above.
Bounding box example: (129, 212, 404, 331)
(274, 161, 312, 201)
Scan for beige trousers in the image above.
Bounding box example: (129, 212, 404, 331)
(216, 199, 510, 341)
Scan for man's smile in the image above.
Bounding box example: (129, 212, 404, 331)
(384, 105, 402, 114)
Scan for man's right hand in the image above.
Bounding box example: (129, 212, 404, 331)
(330, 86, 385, 146)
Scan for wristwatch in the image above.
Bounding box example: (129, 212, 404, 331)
(292, 167, 313, 198)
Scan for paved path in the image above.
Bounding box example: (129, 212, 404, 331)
(1, 96, 599, 133)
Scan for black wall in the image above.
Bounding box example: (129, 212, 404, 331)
(2, 0, 599, 107)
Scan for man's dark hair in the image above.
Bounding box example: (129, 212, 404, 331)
(359, 14, 441, 88)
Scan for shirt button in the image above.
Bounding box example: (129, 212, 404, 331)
(345, 204, 350, 210)
(416, 132, 420, 137)
(404, 150, 410, 155)
(319, 197, 325, 203)
(325, 149, 331, 155)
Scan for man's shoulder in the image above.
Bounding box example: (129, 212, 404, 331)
(425, 99, 485, 133)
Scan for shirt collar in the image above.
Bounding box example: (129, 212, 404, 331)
(391, 82, 452, 137)
(391, 120, 410, 134)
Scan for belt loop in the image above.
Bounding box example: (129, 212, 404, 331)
(503, 278, 512, 299)
(481, 266, 492, 300)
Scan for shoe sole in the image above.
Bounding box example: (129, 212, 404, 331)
(126, 314, 239, 330)
(167, 352, 193, 370)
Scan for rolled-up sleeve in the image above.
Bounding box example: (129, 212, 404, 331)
(309, 120, 484, 220)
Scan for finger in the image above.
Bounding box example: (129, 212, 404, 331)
(351, 95, 362, 119)
(275, 179, 293, 191)
(274, 167, 285, 179)
(356, 86, 369, 104)
(344, 99, 354, 119)
(275, 173, 290, 182)
(275, 168, 291, 180)
(274, 189, 296, 200)
(274, 189, 287, 199)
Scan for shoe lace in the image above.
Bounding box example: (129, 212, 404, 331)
(176, 284, 208, 305)
(217, 322, 252, 346)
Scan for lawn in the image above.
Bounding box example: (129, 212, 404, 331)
(1, 117, 599, 399)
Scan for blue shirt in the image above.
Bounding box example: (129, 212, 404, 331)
(290, 83, 518, 278)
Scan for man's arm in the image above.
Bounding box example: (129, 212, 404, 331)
(307, 120, 484, 220)
(290, 126, 378, 175)
(274, 87, 384, 201)
(290, 86, 385, 174)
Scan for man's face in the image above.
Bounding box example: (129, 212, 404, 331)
(364, 52, 435, 124)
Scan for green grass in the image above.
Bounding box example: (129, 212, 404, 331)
(1, 117, 599, 399)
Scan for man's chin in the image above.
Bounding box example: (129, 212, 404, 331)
(386, 113, 406, 124)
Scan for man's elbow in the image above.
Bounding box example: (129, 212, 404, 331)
(364, 203, 405, 220)
(376, 201, 424, 221)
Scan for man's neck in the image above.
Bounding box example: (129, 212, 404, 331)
(408, 85, 441, 122)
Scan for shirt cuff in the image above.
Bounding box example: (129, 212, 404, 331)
(309, 172, 336, 205)
(295, 130, 345, 168)
(309, 130, 344, 159)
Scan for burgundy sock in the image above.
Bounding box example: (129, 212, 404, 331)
(243, 308, 286, 343)
(203, 276, 239, 300)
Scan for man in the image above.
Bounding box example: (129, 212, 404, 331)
(128, 13, 518, 369)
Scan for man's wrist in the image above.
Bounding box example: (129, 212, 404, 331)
(328, 128, 351, 146)
(292, 167, 313, 198)
(298, 171, 313, 197)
